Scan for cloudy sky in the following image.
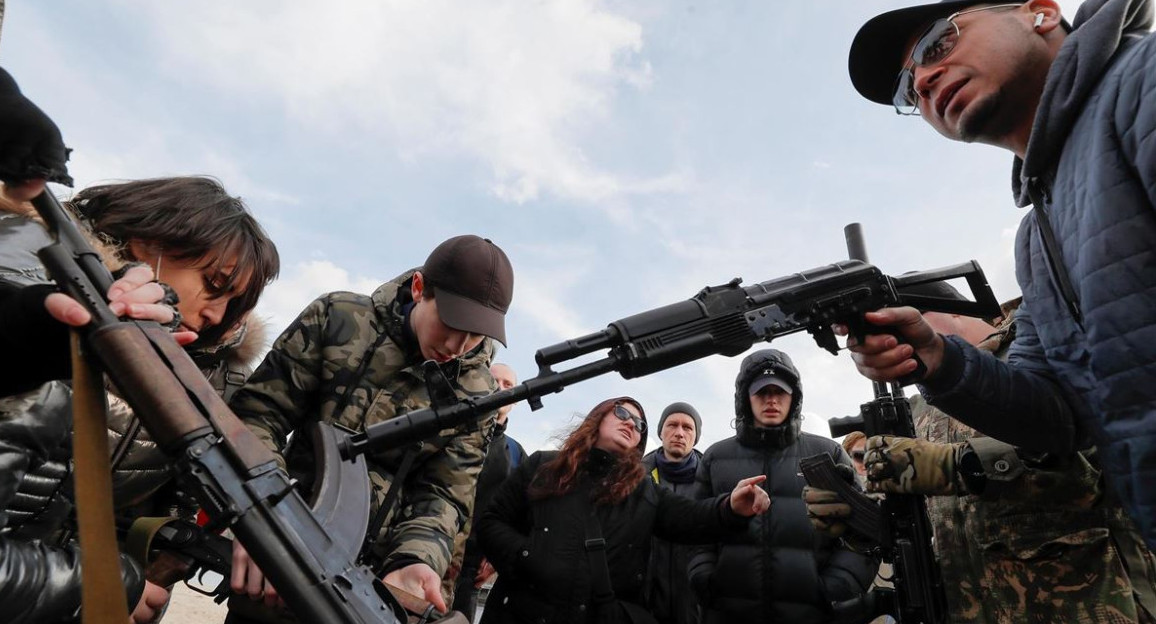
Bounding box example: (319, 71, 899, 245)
(2, 0, 1087, 452)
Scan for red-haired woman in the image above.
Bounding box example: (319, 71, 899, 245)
(477, 397, 769, 624)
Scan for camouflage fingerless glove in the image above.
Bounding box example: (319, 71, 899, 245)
(864, 435, 967, 496)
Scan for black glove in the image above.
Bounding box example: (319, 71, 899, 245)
(0, 68, 72, 186)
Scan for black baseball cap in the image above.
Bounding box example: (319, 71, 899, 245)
(748, 371, 793, 396)
(849, 0, 984, 106)
(422, 235, 514, 346)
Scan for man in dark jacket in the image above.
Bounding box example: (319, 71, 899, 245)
(845, 0, 1156, 550)
(689, 349, 875, 623)
(642, 401, 704, 624)
(451, 362, 527, 621)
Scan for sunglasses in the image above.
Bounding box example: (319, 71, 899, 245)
(893, 3, 1024, 115)
(851, 450, 865, 461)
(613, 404, 647, 434)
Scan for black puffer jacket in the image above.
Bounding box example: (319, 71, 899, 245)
(0, 383, 145, 623)
(478, 449, 748, 624)
(688, 349, 875, 623)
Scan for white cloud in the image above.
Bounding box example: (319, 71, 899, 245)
(137, 0, 677, 204)
(255, 260, 383, 339)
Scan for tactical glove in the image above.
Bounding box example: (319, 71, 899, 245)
(803, 462, 859, 538)
(803, 485, 853, 538)
(864, 435, 968, 496)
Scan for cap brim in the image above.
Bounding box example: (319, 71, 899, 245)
(849, 0, 981, 106)
(749, 376, 793, 396)
(436, 289, 508, 347)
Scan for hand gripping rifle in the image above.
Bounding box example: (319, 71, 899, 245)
(32, 191, 403, 623)
(798, 224, 998, 624)
(341, 224, 1001, 465)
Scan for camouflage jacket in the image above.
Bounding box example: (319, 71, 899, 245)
(913, 302, 1156, 623)
(231, 269, 497, 576)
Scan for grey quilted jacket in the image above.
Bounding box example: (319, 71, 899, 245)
(921, 0, 1156, 549)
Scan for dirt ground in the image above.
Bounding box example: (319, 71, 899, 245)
(163, 584, 228, 623)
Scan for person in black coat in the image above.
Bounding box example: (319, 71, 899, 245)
(641, 402, 704, 624)
(477, 396, 770, 624)
(689, 348, 876, 623)
(451, 363, 528, 620)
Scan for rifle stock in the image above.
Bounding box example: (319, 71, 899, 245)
(32, 191, 402, 623)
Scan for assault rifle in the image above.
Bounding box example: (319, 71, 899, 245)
(798, 224, 996, 624)
(342, 224, 1001, 461)
(32, 191, 404, 623)
(129, 515, 466, 624)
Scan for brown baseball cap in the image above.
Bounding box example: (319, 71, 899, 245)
(421, 235, 514, 346)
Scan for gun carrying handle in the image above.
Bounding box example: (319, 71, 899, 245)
(828, 415, 864, 439)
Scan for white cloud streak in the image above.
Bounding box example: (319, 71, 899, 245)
(138, 0, 683, 204)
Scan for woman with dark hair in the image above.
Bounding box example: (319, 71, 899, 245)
(0, 175, 280, 623)
(477, 397, 770, 624)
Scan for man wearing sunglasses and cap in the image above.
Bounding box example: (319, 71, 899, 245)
(228, 234, 514, 621)
(844, 0, 1156, 558)
(688, 349, 874, 623)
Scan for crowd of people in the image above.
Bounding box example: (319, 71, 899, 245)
(3, 0, 1156, 621)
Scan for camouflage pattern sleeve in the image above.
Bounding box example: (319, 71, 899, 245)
(379, 418, 493, 576)
(230, 296, 331, 469)
(966, 436, 1101, 506)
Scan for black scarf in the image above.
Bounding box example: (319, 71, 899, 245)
(655, 450, 698, 485)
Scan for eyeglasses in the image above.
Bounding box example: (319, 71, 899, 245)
(613, 404, 647, 434)
(893, 3, 1024, 115)
(851, 450, 865, 461)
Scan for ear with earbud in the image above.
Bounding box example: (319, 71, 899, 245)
(1034, 12, 1045, 28)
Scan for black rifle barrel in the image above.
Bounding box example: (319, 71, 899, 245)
(348, 247, 998, 461)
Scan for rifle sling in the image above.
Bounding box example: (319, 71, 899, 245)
(366, 445, 420, 574)
(584, 512, 615, 607)
(125, 516, 181, 570)
(71, 331, 132, 623)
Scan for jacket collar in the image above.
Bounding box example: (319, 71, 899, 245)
(1014, 0, 1154, 206)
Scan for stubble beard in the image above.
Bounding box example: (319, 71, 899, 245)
(954, 88, 1003, 143)
(663, 444, 689, 461)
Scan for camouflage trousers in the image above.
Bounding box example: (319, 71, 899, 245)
(943, 528, 1156, 624)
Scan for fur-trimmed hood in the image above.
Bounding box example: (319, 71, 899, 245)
(0, 193, 125, 285)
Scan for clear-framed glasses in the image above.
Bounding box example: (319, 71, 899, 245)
(613, 403, 646, 434)
(893, 3, 1024, 115)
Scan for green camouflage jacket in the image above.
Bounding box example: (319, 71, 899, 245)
(231, 269, 497, 577)
(912, 302, 1156, 623)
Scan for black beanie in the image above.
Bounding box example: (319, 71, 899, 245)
(658, 402, 702, 444)
(0, 67, 72, 186)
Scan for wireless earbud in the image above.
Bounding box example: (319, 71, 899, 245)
(1034, 12, 1045, 27)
